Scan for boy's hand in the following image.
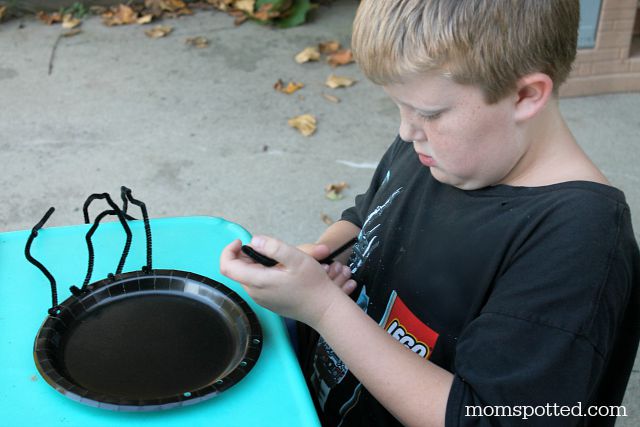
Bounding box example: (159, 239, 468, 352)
(299, 243, 356, 295)
(220, 236, 352, 327)
(297, 243, 331, 260)
(322, 261, 357, 295)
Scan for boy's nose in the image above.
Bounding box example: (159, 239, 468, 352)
(398, 117, 426, 143)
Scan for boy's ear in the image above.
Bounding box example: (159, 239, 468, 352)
(512, 73, 554, 122)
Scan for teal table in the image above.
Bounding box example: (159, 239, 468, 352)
(0, 216, 320, 427)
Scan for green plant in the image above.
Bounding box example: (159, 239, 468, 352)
(60, 1, 88, 19)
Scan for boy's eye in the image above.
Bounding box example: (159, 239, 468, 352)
(417, 111, 443, 121)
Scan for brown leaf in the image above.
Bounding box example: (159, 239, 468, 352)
(274, 79, 304, 94)
(102, 5, 138, 26)
(288, 114, 317, 137)
(206, 0, 234, 11)
(62, 28, 82, 37)
(185, 36, 209, 48)
(164, 0, 187, 9)
(37, 11, 63, 25)
(321, 213, 334, 225)
(0, 6, 7, 22)
(318, 40, 340, 54)
(322, 93, 340, 103)
(145, 0, 186, 16)
(325, 74, 356, 89)
(295, 46, 320, 64)
(325, 182, 349, 200)
(327, 49, 354, 67)
(137, 14, 154, 24)
(145, 25, 173, 38)
(233, 0, 255, 14)
(254, 3, 280, 21)
(229, 10, 248, 25)
(62, 14, 81, 29)
(175, 8, 194, 16)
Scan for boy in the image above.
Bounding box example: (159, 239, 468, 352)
(220, 1, 640, 426)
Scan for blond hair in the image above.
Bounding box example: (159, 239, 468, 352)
(352, 0, 579, 103)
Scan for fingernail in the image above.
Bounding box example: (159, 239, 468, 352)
(252, 236, 266, 249)
(344, 280, 356, 292)
(342, 266, 350, 277)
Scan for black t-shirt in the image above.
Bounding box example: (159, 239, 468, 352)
(308, 136, 640, 426)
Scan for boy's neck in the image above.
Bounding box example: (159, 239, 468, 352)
(499, 99, 610, 188)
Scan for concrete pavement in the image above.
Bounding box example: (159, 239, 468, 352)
(1, 1, 639, 424)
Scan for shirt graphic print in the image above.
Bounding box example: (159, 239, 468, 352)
(310, 171, 403, 408)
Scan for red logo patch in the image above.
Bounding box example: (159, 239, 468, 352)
(383, 294, 439, 359)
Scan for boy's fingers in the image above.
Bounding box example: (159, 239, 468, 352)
(342, 280, 357, 295)
(220, 239, 242, 260)
(219, 240, 243, 277)
(250, 235, 307, 268)
(308, 244, 331, 261)
(220, 240, 276, 285)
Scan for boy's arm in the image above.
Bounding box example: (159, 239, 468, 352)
(315, 287, 453, 427)
(221, 236, 451, 427)
(298, 220, 360, 264)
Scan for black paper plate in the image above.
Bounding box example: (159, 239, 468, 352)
(33, 269, 262, 411)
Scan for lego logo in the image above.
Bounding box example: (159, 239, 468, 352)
(386, 319, 431, 359)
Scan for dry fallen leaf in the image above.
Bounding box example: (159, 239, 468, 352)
(295, 46, 320, 64)
(102, 5, 138, 26)
(254, 3, 280, 21)
(327, 49, 354, 67)
(322, 93, 340, 103)
(62, 14, 81, 29)
(319, 40, 341, 54)
(325, 182, 349, 200)
(145, 0, 187, 13)
(321, 213, 334, 225)
(173, 7, 194, 16)
(62, 28, 82, 37)
(145, 0, 192, 18)
(283, 81, 305, 94)
(145, 25, 173, 38)
(274, 79, 304, 94)
(234, 0, 256, 14)
(229, 9, 248, 25)
(207, 0, 234, 11)
(185, 36, 209, 48)
(137, 14, 154, 24)
(37, 11, 63, 25)
(288, 114, 317, 137)
(325, 74, 356, 89)
(0, 6, 7, 22)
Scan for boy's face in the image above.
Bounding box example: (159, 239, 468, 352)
(384, 73, 526, 190)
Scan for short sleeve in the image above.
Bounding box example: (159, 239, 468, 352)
(341, 136, 404, 228)
(445, 195, 639, 426)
